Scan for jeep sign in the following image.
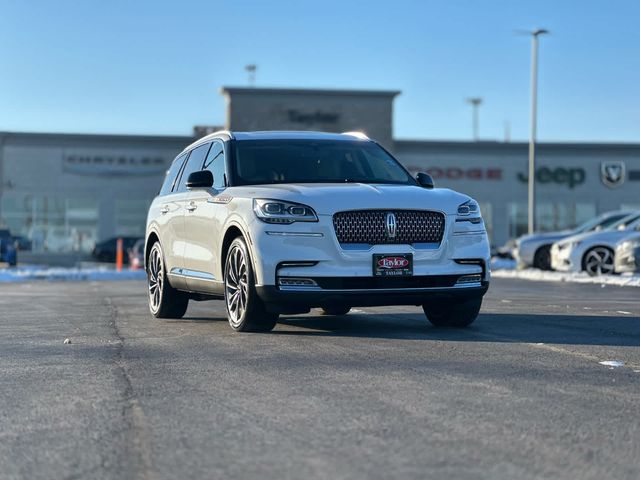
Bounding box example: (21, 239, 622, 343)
(517, 167, 586, 189)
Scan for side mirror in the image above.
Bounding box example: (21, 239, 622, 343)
(186, 170, 213, 189)
(416, 172, 434, 189)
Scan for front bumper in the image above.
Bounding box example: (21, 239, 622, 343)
(550, 244, 580, 272)
(257, 282, 489, 312)
(615, 245, 640, 273)
(246, 212, 491, 310)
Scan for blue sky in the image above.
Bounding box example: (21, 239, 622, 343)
(1, 0, 638, 142)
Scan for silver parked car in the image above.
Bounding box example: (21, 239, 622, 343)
(551, 212, 640, 276)
(514, 211, 634, 270)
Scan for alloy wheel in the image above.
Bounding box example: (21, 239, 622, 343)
(148, 245, 163, 312)
(225, 245, 249, 327)
(583, 247, 614, 276)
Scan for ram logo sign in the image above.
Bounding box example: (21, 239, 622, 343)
(600, 161, 626, 188)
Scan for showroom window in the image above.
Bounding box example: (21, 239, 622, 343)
(478, 202, 493, 244)
(0, 194, 98, 252)
(508, 202, 596, 238)
(116, 198, 152, 237)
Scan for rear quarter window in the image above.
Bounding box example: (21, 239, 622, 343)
(159, 153, 188, 196)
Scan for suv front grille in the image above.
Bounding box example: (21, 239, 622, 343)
(332, 210, 445, 245)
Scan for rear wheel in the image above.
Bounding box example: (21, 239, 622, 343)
(224, 237, 278, 332)
(533, 245, 552, 270)
(147, 242, 189, 318)
(423, 298, 482, 328)
(321, 306, 351, 316)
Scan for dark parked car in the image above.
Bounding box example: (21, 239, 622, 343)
(91, 236, 142, 263)
(128, 238, 145, 270)
(0, 229, 17, 266)
(11, 235, 32, 251)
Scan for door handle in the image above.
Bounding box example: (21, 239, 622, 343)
(160, 206, 169, 214)
(186, 202, 197, 212)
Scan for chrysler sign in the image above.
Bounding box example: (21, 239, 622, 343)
(64, 153, 167, 176)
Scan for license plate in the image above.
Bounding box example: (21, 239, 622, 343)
(373, 254, 413, 277)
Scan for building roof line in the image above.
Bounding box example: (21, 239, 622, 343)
(220, 86, 401, 97)
(395, 139, 640, 150)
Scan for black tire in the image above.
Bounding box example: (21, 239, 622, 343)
(147, 241, 189, 319)
(321, 306, 351, 316)
(224, 237, 278, 332)
(533, 245, 552, 270)
(422, 298, 482, 328)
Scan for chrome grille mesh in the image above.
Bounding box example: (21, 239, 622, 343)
(332, 210, 445, 245)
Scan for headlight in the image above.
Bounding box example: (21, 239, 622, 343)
(457, 200, 479, 216)
(621, 240, 640, 251)
(559, 241, 580, 251)
(253, 199, 318, 224)
(455, 200, 482, 225)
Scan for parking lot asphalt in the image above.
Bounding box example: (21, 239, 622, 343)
(0, 278, 639, 480)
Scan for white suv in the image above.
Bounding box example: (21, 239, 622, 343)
(145, 131, 490, 332)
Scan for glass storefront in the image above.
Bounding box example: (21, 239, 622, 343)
(0, 194, 98, 252)
(115, 198, 152, 237)
(508, 202, 596, 239)
(478, 202, 493, 243)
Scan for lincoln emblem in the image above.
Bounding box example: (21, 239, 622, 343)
(386, 212, 397, 238)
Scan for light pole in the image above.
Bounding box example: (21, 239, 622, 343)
(465, 97, 482, 141)
(525, 29, 548, 234)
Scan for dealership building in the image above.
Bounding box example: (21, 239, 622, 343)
(1, 86, 639, 253)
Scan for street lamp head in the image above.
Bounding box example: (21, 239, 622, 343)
(514, 28, 550, 37)
(533, 28, 549, 36)
(465, 97, 483, 106)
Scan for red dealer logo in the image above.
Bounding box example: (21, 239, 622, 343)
(405, 166, 502, 180)
(377, 257, 410, 269)
(425, 167, 503, 180)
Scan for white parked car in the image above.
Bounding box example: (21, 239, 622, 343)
(615, 233, 640, 274)
(145, 131, 491, 332)
(551, 212, 640, 276)
(514, 210, 634, 270)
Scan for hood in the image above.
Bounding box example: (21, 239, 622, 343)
(518, 230, 574, 245)
(559, 229, 637, 246)
(229, 183, 471, 215)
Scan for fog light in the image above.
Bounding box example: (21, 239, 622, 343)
(456, 274, 482, 285)
(278, 277, 319, 289)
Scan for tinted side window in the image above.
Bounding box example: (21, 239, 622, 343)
(175, 143, 211, 193)
(159, 153, 188, 196)
(203, 141, 226, 189)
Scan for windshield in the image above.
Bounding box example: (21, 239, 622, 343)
(575, 212, 630, 233)
(232, 140, 415, 186)
(609, 212, 640, 230)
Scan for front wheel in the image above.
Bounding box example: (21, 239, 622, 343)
(147, 242, 189, 318)
(533, 245, 552, 270)
(423, 298, 482, 328)
(582, 247, 614, 276)
(224, 237, 278, 332)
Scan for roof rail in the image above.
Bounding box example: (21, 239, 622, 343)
(207, 130, 234, 140)
(341, 131, 369, 140)
(181, 130, 234, 153)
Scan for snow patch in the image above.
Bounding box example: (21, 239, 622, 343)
(490, 258, 640, 288)
(0, 265, 146, 283)
(598, 360, 625, 368)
